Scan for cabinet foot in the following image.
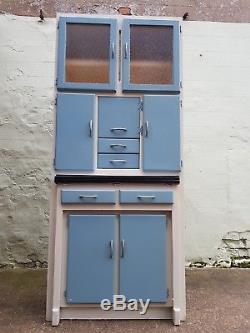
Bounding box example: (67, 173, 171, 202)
(173, 307, 181, 326)
(52, 308, 60, 326)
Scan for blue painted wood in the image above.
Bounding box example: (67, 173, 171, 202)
(122, 19, 180, 92)
(98, 97, 140, 138)
(119, 190, 173, 204)
(57, 16, 117, 91)
(55, 93, 94, 171)
(61, 189, 116, 204)
(98, 154, 139, 169)
(98, 138, 140, 154)
(120, 215, 167, 302)
(66, 215, 115, 303)
(143, 95, 180, 171)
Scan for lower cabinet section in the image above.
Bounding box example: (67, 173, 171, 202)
(66, 214, 168, 304)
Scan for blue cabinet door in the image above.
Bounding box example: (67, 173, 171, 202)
(98, 97, 140, 138)
(120, 215, 167, 302)
(66, 215, 115, 303)
(57, 16, 117, 91)
(55, 93, 95, 171)
(122, 19, 180, 92)
(143, 95, 180, 171)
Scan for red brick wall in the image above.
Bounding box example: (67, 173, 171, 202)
(0, 0, 250, 22)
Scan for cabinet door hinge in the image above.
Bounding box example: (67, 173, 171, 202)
(55, 78, 58, 86)
(55, 97, 57, 106)
(180, 100, 183, 108)
(64, 290, 67, 299)
(180, 25, 182, 33)
(180, 81, 183, 89)
(57, 21, 59, 29)
(166, 288, 169, 299)
(139, 98, 143, 111)
(53, 158, 56, 168)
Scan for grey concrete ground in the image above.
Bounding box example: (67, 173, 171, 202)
(0, 268, 249, 333)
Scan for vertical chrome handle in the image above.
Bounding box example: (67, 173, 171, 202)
(111, 42, 115, 59)
(109, 240, 114, 259)
(120, 240, 125, 258)
(124, 42, 128, 59)
(144, 121, 149, 137)
(89, 120, 93, 137)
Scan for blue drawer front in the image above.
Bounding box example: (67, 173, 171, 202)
(98, 97, 140, 138)
(61, 190, 116, 204)
(98, 154, 139, 169)
(119, 190, 173, 204)
(98, 138, 140, 154)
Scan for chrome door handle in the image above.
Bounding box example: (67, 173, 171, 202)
(137, 195, 156, 200)
(111, 42, 115, 59)
(110, 127, 127, 132)
(110, 160, 126, 164)
(109, 240, 114, 259)
(144, 121, 149, 137)
(89, 120, 93, 137)
(124, 42, 128, 59)
(120, 240, 125, 258)
(79, 195, 97, 199)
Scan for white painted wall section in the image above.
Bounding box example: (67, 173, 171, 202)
(0, 15, 250, 266)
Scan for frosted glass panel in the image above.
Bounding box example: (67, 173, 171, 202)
(130, 25, 173, 84)
(65, 23, 110, 83)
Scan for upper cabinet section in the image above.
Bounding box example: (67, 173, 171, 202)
(57, 17, 117, 91)
(56, 16, 181, 93)
(122, 19, 180, 92)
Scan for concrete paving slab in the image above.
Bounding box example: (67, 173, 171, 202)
(0, 268, 249, 333)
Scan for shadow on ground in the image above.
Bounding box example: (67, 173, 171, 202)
(0, 268, 249, 333)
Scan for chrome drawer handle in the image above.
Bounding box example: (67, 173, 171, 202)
(109, 240, 114, 259)
(110, 160, 126, 164)
(79, 195, 97, 199)
(110, 144, 127, 149)
(110, 127, 127, 132)
(137, 195, 156, 200)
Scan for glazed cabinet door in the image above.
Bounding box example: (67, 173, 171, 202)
(122, 19, 180, 92)
(55, 93, 95, 171)
(66, 215, 115, 303)
(57, 17, 117, 91)
(120, 215, 168, 302)
(143, 95, 181, 171)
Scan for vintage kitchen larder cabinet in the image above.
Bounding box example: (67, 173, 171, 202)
(47, 13, 186, 326)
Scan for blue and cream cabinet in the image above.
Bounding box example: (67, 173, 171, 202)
(47, 14, 185, 327)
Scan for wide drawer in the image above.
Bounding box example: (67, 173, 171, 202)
(61, 190, 116, 204)
(119, 190, 173, 204)
(98, 154, 139, 169)
(98, 138, 140, 154)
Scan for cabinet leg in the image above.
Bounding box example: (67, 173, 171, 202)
(52, 308, 60, 326)
(173, 307, 181, 326)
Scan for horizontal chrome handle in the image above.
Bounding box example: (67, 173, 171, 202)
(110, 127, 127, 132)
(79, 195, 97, 199)
(110, 160, 126, 164)
(137, 195, 156, 200)
(110, 144, 127, 149)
